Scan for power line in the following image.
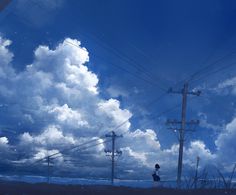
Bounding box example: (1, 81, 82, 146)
(57, 139, 112, 159)
(44, 138, 112, 182)
(12, 138, 112, 179)
(62, 40, 173, 135)
(111, 102, 182, 141)
(72, 30, 170, 90)
(170, 50, 236, 91)
(11, 139, 112, 175)
(190, 61, 236, 86)
(28, 137, 107, 167)
(106, 91, 169, 133)
(64, 40, 167, 91)
(96, 53, 166, 89)
(187, 51, 236, 83)
(112, 94, 201, 139)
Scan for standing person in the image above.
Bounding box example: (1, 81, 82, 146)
(152, 163, 160, 187)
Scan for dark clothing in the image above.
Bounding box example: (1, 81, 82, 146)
(152, 173, 160, 181)
(152, 169, 160, 182)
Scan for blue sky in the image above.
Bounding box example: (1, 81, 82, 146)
(0, 0, 236, 181)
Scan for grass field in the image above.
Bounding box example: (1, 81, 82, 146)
(0, 182, 235, 195)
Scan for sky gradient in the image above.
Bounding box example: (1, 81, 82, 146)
(0, 0, 236, 182)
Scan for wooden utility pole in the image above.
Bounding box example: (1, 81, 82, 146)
(167, 82, 201, 187)
(47, 156, 50, 184)
(105, 131, 122, 185)
(194, 156, 200, 189)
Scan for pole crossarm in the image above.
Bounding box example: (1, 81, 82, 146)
(105, 131, 123, 138)
(166, 119, 199, 125)
(104, 149, 122, 156)
(168, 87, 201, 96)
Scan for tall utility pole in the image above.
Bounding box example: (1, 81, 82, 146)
(167, 82, 201, 187)
(105, 131, 122, 185)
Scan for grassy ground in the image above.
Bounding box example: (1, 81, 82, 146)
(0, 182, 235, 195)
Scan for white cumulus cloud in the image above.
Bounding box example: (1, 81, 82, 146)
(0, 35, 230, 180)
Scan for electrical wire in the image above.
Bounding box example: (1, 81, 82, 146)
(52, 139, 112, 161)
(187, 51, 236, 84)
(71, 30, 170, 89)
(190, 61, 236, 86)
(27, 137, 107, 167)
(64, 40, 167, 91)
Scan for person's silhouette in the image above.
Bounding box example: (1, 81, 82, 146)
(152, 163, 160, 186)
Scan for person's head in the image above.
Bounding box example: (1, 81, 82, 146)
(155, 163, 160, 169)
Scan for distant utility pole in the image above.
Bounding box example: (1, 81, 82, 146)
(194, 156, 200, 189)
(167, 82, 201, 187)
(47, 156, 50, 184)
(105, 131, 122, 185)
